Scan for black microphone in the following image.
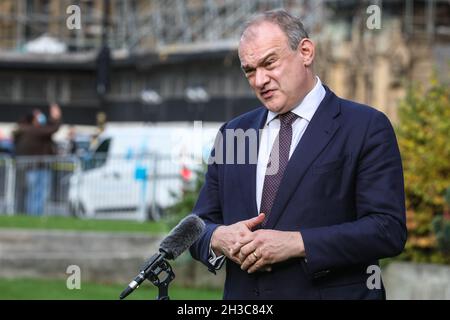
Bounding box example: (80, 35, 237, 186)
(119, 214, 205, 299)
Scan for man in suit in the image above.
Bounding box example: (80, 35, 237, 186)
(189, 10, 406, 299)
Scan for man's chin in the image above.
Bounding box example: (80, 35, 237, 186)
(263, 103, 284, 114)
(257, 95, 286, 113)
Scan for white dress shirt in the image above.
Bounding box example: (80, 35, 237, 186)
(208, 77, 326, 269)
(256, 76, 325, 212)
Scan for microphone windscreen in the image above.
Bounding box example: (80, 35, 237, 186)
(159, 214, 205, 259)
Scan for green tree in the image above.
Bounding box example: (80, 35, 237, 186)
(396, 78, 450, 263)
(165, 166, 206, 228)
(432, 186, 450, 256)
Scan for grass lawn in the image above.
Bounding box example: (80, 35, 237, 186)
(0, 278, 222, 300)
(0, 215, 170, 234)
(0, 216, 222, 300)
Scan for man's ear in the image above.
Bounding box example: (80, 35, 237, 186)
(298, 38, 315, 67)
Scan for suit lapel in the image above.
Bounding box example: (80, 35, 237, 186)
(236, 108, 267, 220)
(263, 87, 341, 229)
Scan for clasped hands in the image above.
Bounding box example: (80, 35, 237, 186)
(210, 213, 305, 274)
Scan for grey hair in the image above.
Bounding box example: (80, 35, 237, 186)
(241, 9, 309, 51)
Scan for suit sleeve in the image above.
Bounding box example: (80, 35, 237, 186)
(300, 110, 407, 275)
(189, 124, 226, 273)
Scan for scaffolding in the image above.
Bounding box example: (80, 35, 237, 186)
(0, 0, 323, 53)
(0, 0, 448, 53)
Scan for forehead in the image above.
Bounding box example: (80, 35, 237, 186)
(238, 22, 289, 64)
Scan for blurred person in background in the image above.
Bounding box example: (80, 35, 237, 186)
(66, 125, 78, 155)
(190, 10, 406, 299)
(13, 103, 62, 215)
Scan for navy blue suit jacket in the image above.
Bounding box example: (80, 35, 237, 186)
(189, 86, 407, 299)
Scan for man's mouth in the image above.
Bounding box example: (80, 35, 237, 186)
(261, 89, 276, 99)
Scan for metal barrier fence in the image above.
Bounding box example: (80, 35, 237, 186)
(0, 153, 190, 221)
(13, 155, 78, 217)
(0, 156, 15, 215)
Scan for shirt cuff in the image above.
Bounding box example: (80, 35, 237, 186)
(208, 241, 226, 270)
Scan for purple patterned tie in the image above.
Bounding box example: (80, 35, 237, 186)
(260, 111, 298, 225)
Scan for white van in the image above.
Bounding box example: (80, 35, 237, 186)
(68, 122, 221, 221)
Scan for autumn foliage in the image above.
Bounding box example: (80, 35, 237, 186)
(396, 78, 450, 264)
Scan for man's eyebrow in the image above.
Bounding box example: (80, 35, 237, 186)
(241, 50, 279, 71)
(241, 64, 254, 72)
(259, 51, 278, 64)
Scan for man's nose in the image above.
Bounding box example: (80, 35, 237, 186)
(254, 68, 269, 89)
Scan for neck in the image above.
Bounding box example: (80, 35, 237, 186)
(289, 73, 317, 111)
(304, 69, 317, 95)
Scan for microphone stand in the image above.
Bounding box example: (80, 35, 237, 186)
(134, 251, 175, 300)
(144, 253, 175, 300)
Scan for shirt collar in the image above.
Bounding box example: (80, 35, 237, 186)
(266, 76, 325, 126)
